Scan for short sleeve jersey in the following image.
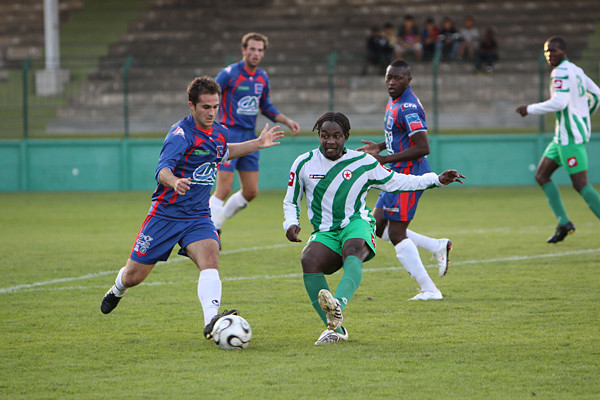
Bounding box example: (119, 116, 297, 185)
(283, 148, 440, 233)
(216, 60, 280, 131)
(528, 59, 600, 145)
(384, 86, 428, 170)
(149, 115, 229, 220)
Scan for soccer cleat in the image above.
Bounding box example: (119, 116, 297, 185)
(547, 221, 575, 243)
(100, 288, 123, 314)
(409, 290, 443, 301)
(204, 309, 238, 340)
(434, 239, 452, 277)
(314, 326, 349, 345)
(318, 289, 343, 331)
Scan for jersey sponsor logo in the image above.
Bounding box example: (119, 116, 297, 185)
(401, 103, 417, 110)
(236, 96, 260, 115)
(288, 171, 295, 186)
(567, 156, 578, 167)
(191, 162, 218, 185)
(254, 83, 263, 95)
(406, 113, 424, 131)
(237, 85, 250, 91)
(134, 233, 153, 256)
(309, 174, 325, 179)
(553, 79, 563, 89)
(193, 149, 210, 155)
(342, 170, 353, 180)
(172, 126, 185, 137)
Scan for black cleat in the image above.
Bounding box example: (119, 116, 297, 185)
(204, 309, 238, 340)
(547, 221, 575, 243)
(101, 289, 122, 314)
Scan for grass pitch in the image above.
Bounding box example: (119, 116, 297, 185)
(1, 187, 599, 399)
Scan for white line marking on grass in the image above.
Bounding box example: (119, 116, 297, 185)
(2, 246, 599, 294)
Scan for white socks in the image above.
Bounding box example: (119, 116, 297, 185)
(407, 229, 440, 253)
(113, 266, 128, 297)
(394, 239, 438, 293)
(209, 195, 225, 230)
(198, 268, 222, 326)
(222, 190, 249, 220)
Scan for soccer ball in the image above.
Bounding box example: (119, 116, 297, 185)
(212, 315, 252, 350)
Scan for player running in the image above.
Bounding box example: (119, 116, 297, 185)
(283, 111, 464, 344)
(210, 33, 300, 242)
(516, 36, 600, 242)
(100, 76, 284, 341)
(358, 59, 453, 301)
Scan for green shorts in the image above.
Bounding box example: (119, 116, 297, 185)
(307, 218, 377, 262)
(543, 141, 588, 175)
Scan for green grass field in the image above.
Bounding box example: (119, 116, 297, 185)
(1, 187, 599, 399)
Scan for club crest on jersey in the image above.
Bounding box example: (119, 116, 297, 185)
(342, 170, 353, 180)
(386, 116, 394, 130)
(406, 113, 424, 131)
(172, 126, 185, 137)
(134, 233, 153, 255)
(567, 156, 578, 167)
(237, 96, 260, 115)
(254, 83, 263, 94)
(192, 162, 218, 185)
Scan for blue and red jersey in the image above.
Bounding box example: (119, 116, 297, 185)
(215, 60, 280, 131)
(383, 86, 429, 171)
(148, 115, 229, 220)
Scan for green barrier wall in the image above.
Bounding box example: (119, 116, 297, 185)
(1, 134, 598, 192)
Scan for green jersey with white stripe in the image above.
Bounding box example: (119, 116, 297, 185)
(283, 148, 441, 233)
(527, 59, 600, 145)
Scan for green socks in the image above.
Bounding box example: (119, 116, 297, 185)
(303, 272, 329, 326)
(579, 184, 600, 219)
(334, 255, 363, 311)
(542, 181, 569, 225)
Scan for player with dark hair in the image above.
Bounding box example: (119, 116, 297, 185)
(210, 32, 300, 240)
(516, 36, 600, 242)
(100, 76, 284, 342)
(358, 59, 453, 301)
(284, 111, 464, 344)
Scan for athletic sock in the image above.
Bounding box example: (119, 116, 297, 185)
(303, 272, 329, 326)
(407, 229, 439, 253)
(381, 225, 391, 242)
(222, 191, 249, 222)
(333, 255, 363, 311)
(579, 184, 600, 219)
(197, 268, 222, 326)
(541, 181, 569, 225)
(113, 266, 128, 296)
(209, 195, 225, 229)
(394, 239, 438, 293)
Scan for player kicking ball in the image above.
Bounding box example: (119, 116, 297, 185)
(283, 112, 464, 344)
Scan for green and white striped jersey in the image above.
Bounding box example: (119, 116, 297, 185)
(527, 59, 600, 145)
(283, 148, 441, 233)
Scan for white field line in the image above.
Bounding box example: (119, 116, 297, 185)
(1, 245, 599, 294)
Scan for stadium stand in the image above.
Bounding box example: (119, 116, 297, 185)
(1, 0, 599, 133)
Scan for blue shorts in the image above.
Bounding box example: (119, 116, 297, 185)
(130, 215, 220, 265)
(219, 127, 259, 172)
(375, 160, 430, 222)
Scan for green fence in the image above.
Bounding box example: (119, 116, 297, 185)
(2, 134, 598, 192)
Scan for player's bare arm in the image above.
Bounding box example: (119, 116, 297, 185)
(438, 169, 465, 185)
(275, 114, 301, 135)
(158, 168, 191, 195)
(361, 131, 430, 164)
(356, 140, 386, 155)
(285, 225, 302, 243)
(228, 123, 285, 159)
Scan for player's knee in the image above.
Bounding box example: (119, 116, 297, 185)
(242, 189, 258, 202)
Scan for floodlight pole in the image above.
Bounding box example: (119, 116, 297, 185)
(44, 0, 60, 70)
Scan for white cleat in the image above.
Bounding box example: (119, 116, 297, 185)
(314, 326, 349, 345)
(318, 289, 343, 331)
(434, 239, 452, 277)
(409, 290, 443, 301)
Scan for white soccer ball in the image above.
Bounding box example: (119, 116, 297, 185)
(212, 315, 252, 350)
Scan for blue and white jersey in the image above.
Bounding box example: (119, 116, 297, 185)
(149, 115, 229, 220)
(384, 86, 428, 170)
(216, 60, 280, 131)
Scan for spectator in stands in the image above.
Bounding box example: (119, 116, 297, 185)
(421, 17, 439, 61)
(395, 15, 422, 61)
(457, 15, 479, 61)
(382, 22, 397, 63)
(436, 17, 461, 61)
(362, 26, 391, 75)
(475, 28, 499, 73)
